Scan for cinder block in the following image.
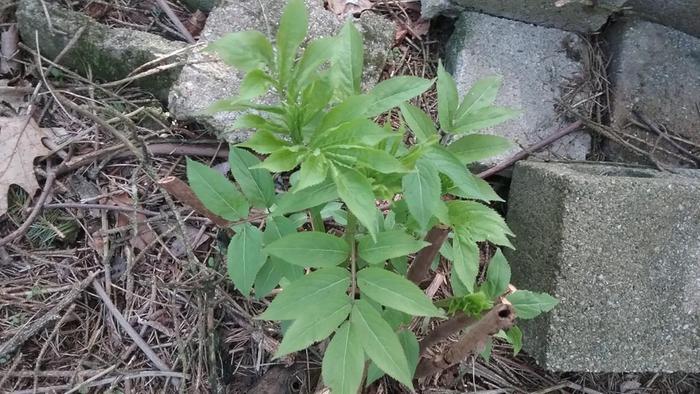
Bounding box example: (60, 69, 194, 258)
(506, 161, 700, 372)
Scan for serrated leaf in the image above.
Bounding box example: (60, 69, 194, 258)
(274, 180, 338, 215)
(448, 175, 503, 202)
(365, 76, 434, 117)
(350, 300, 413, 388)
(294, 153, 328, 192)
(229, 148, 275, 208)
(328, 146, 408, 174)
(402, 159, 441, 230)
(399, 102, 437, 143)
(422, 146, 489, 201)
(447, 201, 514, 248)
(265, 231, 350, 267)
(455, 75, 502, 121)
(453, 106, 520, 134)
(227, 224, 266, 295)
(330, 22, 364, 98)
(239, 69, 273, 100)
(293, 36, 336, 92)
(333, 166, 380, 239)
(506, 326, 523, 355)
(451, 235, 479, 293)
(437, 61, 459, 131)
(206, 31, 273, 71)
(313, 119, 391, 148)
(357, 268, 443, 317)
(365, 329, 419, 386)
(255, 147, 303, 172)
(275, 296, 351, 356)
(258, 267, 350, 320)
(277, 0, 308, 84)
(447, 134, 514, 164)
(239, 130, 291, 153)
(187, 158, 249, 221)
(318, 95, 372, 132)
(481, 249, 510, 299)
(322, 322, 365, 394)
(358, 230, 429, 264)
(506, 290, 559, 319)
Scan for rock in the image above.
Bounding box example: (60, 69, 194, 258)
(445, 12, 590, 168)
(168, 0, 394, 141)
(422, 0, 626, 33)
(625, 0, 700, 38)
(506, 161, 700, 372)
(180, 0, 218, 12)
(16, 0, 186, 100)
(604, 19, 700, 168)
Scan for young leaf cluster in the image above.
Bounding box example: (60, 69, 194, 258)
(185, 1, 557, 391)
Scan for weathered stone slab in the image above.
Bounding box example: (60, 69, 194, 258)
(625, 0, 700, 38)
(168, 0, 393, 141)
(604, 18, 700, 167)
(506, 161, 700, 372)
(445, 13, 590, 167)
(180, 0, 217, 12)
(422, 0, 626, 33)
(16, 0, 186, 100)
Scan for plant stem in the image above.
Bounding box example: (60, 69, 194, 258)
(309, 206, 326, 233)
(345, 212, 358, 297)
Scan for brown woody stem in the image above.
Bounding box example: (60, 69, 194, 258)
(407, 226, 450, 285)
(418, 312, 476, 353)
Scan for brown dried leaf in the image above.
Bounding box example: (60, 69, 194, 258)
(108, 192, 157, 250)
(327, 0, 373, 16)
(0, 116, 50, 216)
(184, 10, 207, 37)
(0, 24, 19, 75)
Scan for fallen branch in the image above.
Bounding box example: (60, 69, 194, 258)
(418, 312, 476, 353)
(415, 303, 515, 379)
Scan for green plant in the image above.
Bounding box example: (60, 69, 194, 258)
(186, 0, 558, 391)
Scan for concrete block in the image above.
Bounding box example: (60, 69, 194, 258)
(506, 161, 700, 372)
(604, 19, 700, 168)
(626, 0, 700, 38)
(422, 0, 626, 33)
(16, 0, 186, 100)
(445, 13, 590, 167)
(167, 0, 393, 141)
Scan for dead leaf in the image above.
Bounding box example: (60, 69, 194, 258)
(0, 116, 50, 216)
(107, 192, 158, 250)
(327, 0, 373, 17)
(0, 24, 19, 75)
(83, 2, 112, 19)
(184, 10, 207, 37)
(395, 18, 430, 43)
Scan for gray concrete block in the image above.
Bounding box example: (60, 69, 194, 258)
(626, 0, 700, 38)
(16, 0, 186, 100)
(167, 0, 393, 141)
(506, 161, 700, 372)
(422, 0, 626, 32)
(445, 13, 590, 167)
(604, 19, 700, 168)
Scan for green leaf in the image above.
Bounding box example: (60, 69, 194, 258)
(327, 146, 408, 174)
(357, 268, 443, 317)
(229, 148, 275, 208)
(453, 106, 521, 134)
(239, 69, 274, 100)
(447, 134, 514, 164)
(258, 267, 350, 320)
(436, 61, 459, 131)
(447, 175, 503, 202)
(265, 231, 350, 268)
(422, 146, 488, 201)
(206, 31, 273, 71)
(480, 337, 493, 362)
(254, 258, 287, 298)
(481, 249, 510, 299)
(350, 300, 413, 388)
(255, 216, 303, 297)
(506, 290, 559, 319)
(187, 158, 249, 221)
(318, 95, 372, 131)
(255, 147, 303, 172)
(402, 159, 441, 229)
(333, 167, 380, 239)
(322, 322, 365, 394)
(274, 180, 338, 215)
(239, 130, 291, 153)
(276, 0, 308, 84)
(447, 201, 514, 248)
(227, 224, 267, 295)
(451, 235, 479, 293)
(313, 119, 392, 148)
(399, 102, 437, 143)
(365, 329, 419, 386)
(294, 36, 336, 92)
(275, 296, 351, 356)
(506, 326, 523, 355)
(294, 153, 328, 191)
(358, 230, 429, 264)
(365, 76, 434, 117)
(330, 22, 364, 98)
(232, 114, 285, 133)
(455, 75, 502, 121)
